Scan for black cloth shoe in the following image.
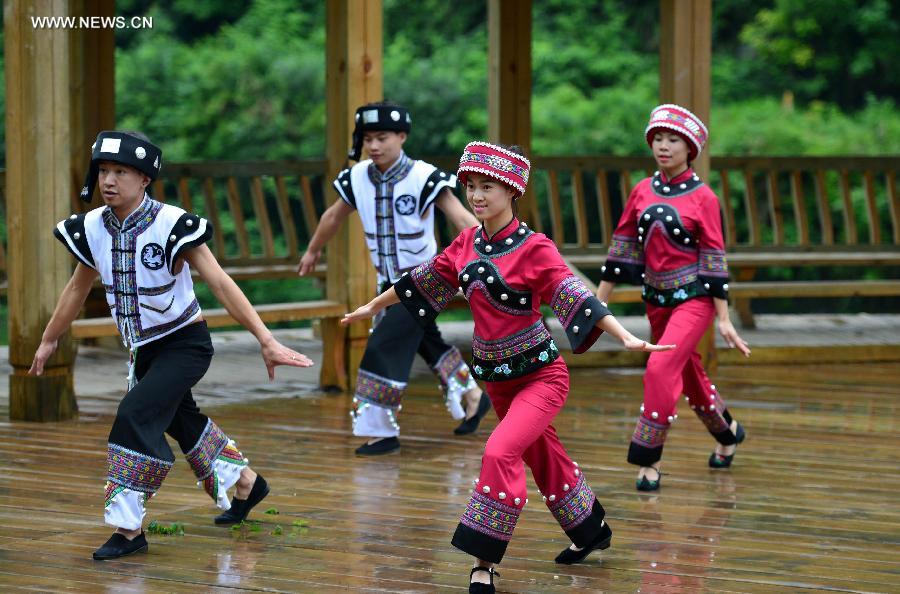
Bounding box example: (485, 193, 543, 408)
(454, 393, 492, 435)
(709, 423, 746, 468)
(354, 436, 400, 456)
(214, 474, 270, 525)
(469, 566, 498, 594)
(92, 531, 148, 560)
(636, 467, 662, 491)
(554, 521, 612, 565)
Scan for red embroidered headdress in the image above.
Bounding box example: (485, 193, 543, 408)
(645, 104, 709, 162)
(457, 141, 531, 197)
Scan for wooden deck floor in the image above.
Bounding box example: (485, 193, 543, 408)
(1, 327, 899, 592)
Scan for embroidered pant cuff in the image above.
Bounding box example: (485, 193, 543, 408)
(628, 441, 665, 466)
(562, 499, 607, 548)
(104, 485, 149, 530)
(351, 401, 401, 438)
(451, 523, 510, 564)
(185, 420, 248, 510)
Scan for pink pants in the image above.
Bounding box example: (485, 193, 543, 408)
(451, 358, 607, 563)
(628, 297, 738, 466)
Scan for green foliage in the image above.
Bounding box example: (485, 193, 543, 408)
(146, 520, 185, 536)
(264, 507, 279, 515)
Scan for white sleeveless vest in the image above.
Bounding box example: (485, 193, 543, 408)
(55, 195, 213, 347)
(333, 153, 457, 284)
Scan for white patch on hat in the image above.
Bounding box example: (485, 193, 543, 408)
(355, 112, 360, 121)
(99, 138, 121, 154)
(390, 110, 400, 121)
(91, 142, 96, 151)
(362, 109, 379, 124)
(135, 147, 147, 159)
(683, 119, 701, 134)
(153, 155, 160, 169)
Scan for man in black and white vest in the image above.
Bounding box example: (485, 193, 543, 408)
(298, 102, 491, 455)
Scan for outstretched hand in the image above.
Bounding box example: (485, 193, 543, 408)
(261, 339, 314, 381)
(718, 318, 751, 358)
(28, 339, 59, 376)
(296, 250, 321, 277)
(623, 335, 676, 352)
(340, 304, 377, 326)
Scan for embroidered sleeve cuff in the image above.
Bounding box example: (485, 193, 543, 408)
(419, 168, 457, 215)
(394, 261, 457, 327)
(550, 276, 612, 353)
(699, 276, 730, 300)
(565, 296, 611, 353)
(600, 260, 644, 285)
(54, 214, 95, 268)
(333, 168, 356, 209)
(165, 213, 214, 274)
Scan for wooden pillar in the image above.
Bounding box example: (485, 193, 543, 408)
(5, 0, 78, 420)
(323, 0, 382, 390)
(488, 0, 535, 222)
(659, 0, 711, 177)
(69, 0, 115, 213)
(660, 0, 717, 370)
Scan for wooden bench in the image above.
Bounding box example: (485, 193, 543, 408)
(3, 155, 898, 332)
(0, 161, 343, 334)
(512, 155, 900, 327)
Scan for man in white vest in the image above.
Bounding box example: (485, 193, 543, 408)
(298, 102, 490, 455)
(32, 130, 313, 559)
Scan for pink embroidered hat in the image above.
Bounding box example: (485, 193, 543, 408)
(645, 104, 709, 162)
(457, 141, 531, 197)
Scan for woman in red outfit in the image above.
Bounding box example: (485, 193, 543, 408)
(596, 104, 752, 492)
(343, 141, 673, 593)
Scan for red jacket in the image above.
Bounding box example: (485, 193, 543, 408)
(601, 168, 729, 306)
(395, 218, 610, 382)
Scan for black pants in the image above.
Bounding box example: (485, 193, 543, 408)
(109, 320, 214, 461)
(105, 321, 248, 528)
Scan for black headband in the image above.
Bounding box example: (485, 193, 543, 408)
(348, 104, 412, 161)
(80, 131, 163, 202)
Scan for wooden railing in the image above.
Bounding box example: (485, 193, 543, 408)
(2, 156, 898, 326)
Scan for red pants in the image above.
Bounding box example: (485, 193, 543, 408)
(451, 358, 606, 563)
(628, 297, 738, 466)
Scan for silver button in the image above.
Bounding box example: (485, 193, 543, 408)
(485, 245, 493, 252)
(657, 207, 664, 213)
(69, 214, 77, 220)
(644, 214, 651, 220)
(673, 228, 681, 236)
(573, 326, 580, 334)
(73, 232, 81, 240)
(519, 297, 527, 305)
(486, 276, 494, 284)
(662, 186, 670, 193)
(723, 283, 729, 290)
(169, 234, 177, 242)
(405, 290, 412, 298)
(505, 238, 513, 245)
(418, 309, 426, 317)
(462, 274, 470, 282)
(680, 183, 687, 190)
(585, 308, 591, 316)
(427, 181, 434, 187)
(477, 267, 485, 274)
(638, 227, 644, 233)
(500, 294, 508, 301)
(614, 267, 620, 274)
(665, 215, 672, 222)
(518, 228, 526, 235)
(342, 180, 349, 186)
(186, 219, 194, 227)
(683, 237, 690, 244)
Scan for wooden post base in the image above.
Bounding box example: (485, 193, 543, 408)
(9, 369, 78, 422)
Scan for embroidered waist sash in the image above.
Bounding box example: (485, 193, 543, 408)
(471, 320, 559, 382)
